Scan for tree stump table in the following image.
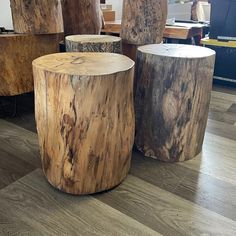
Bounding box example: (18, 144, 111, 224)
(0, 33, 63, 96)
(135, 44, 215, 162)
(33, 52, 135, 195)
(10, 0, 63, 34)
(121, 0, 167, 60)
(61, 0, 102, 36)
(66, 35, 122, 53)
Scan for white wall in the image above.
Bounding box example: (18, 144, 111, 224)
(106, 0, 123, 20)
(0, 0, 13, 29)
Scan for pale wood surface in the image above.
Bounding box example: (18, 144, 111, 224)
(135, 44, 215, 162)
(33, 53, 135, 194)
(66, 35, 121, 53)
(10, 0, 63, 34)
(0, 33, 63, 96)
(61, 0, 102, 36)
(0, 84, 236, 235)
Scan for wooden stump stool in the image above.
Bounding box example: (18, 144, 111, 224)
(135, 44, 215, 162)
(121, 0, 167, 60)
(10, 0, 63, 34)
(0, 33, 63, 96)
(33, 52, 135, 195)
(61, 0, 102, 36)
(66, 35, 122, 53)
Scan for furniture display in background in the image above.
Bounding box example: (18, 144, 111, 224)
(121, 0, 168, 60)
(101, 4, 115, 21)
(66, 35, 122, 53)
(135, 44, 215, 162)
(191, 0, 211, 22)
(33, 52, 135, 195)
(209, 0, 236, 40)
(102, 20, 205, 46)
(61, 0, 103, 36)
(10, 0, 63, 34)
(201, 38, 236, 84)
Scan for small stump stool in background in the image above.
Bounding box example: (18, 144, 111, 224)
(135, 44, 215, 162)
(10, 0, 63, 34)
(66, 35, 122, 53)
(33, 53, 135, 194)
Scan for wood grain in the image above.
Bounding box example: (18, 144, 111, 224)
(129, 150, 236, 221)
(96, 175, 236, 236)
(206, 119, 236, 141)
(66, 35, 122, 53)
(10, 0, 63, 34)
(180, 132, 236, 185)
(0, 33, 63, 96)
(121, 0, 167, 45)
(61, 0, 102, 36)
(0, 169, 159, 236)
(0, 148, 35, 190)
(135, 44, 215, 162)
(33, 53, 135, 194)
(0, 119, 40, 168)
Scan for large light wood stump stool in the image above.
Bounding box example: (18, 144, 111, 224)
(33, 53, 135, 194)
(10, 0, 63, 34)
(0, 33, 62, 96)
(135, 44, 215, 162)
(66, 35, 122, 53)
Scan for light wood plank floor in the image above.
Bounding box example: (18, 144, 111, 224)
(0, 84, 235, 235)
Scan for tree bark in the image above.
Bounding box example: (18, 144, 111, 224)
(10, 0, 63, 34)
(121, 0, 168, 45)
(61, 0, 102, 36)
(0, 33, 63, 96)
(33, 52, 135, 194)
(66, 35, 122, 53)
(135, 44, 215, 162)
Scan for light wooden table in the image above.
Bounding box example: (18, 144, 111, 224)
(102, 20, 204, 40)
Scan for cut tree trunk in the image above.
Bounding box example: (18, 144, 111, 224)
(135, 44, 215, 162)
(61, 0, 103, 36)
(33, 52, 135, 195)
(66, 35, 122, 53)
(0, 33, 63, 96)
(121, 0, 168, 45)
(10, 0, 63, 34)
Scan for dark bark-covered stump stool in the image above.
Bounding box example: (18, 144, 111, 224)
(33, 52, 135, 194)
(135, 44, 215, 162)
(66, 35, 122, 53)
(10, 0, 63, 34)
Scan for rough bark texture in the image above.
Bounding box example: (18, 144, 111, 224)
(121, 0, 168, 45)
(135, 44, 215, 162)
(10, 0, 63, 34)
(0, 33, 63, 96)
(61, 0, 102, 36)
(33, 53, 135, 195)
(66, 35, 122, 53)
